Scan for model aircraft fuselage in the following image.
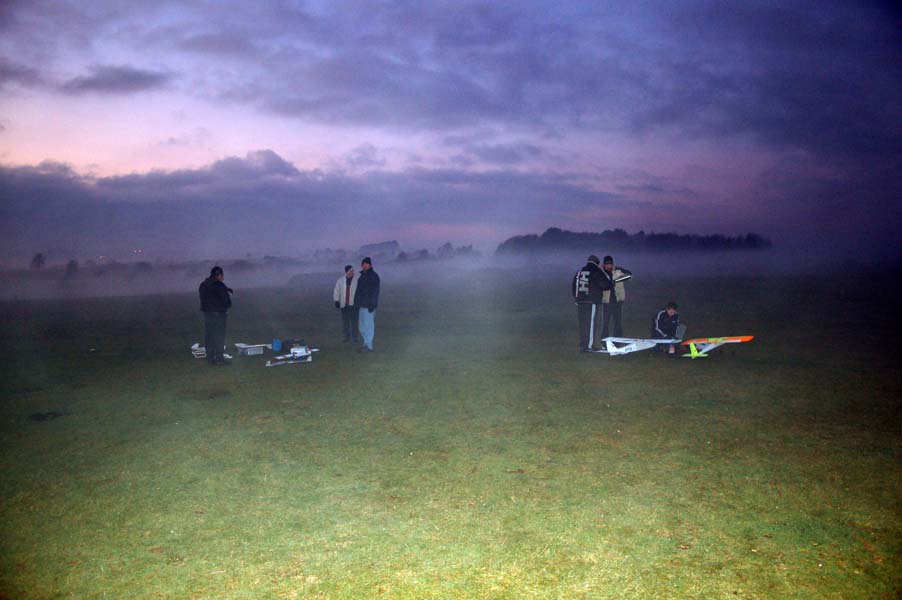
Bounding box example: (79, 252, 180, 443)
(596, 337, 681, 355)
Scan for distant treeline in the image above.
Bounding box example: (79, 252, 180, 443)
(496, 227, 772, 255)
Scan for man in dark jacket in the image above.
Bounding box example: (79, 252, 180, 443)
(199, 266, 232, 365)
(572, 254, 611, 352)
(651, 301, 682, 354)
(355, 257, 380, 353)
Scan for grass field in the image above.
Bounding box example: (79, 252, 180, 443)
(1, 264, 900, 598)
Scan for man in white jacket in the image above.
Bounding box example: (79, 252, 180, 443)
(333, 265, 359, 342)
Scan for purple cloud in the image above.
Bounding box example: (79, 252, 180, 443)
(61, 65, 170, 95)
(0, 1, 898, 262)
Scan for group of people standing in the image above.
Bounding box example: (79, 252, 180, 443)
(572, 254, 683, 353)
(332, 257, 381, 353)
(197, 257, 381, 366)
(200, 252, 683, 362)
(572, 255, 632, 352)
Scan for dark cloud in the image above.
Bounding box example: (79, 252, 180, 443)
(636, 1, 902, 163)
(614, 181, 698, 199)
(0, 1, 899, 261)
(60, 65, 170, 95)
(1, 147, 899, 262)
(2, 2, 898, 165)
(0, 57, 43, 89)
(148, 0, 896, 171)
(0, 151, 642, 260)
(449, 140, 549, 166)
(177, 33, 262, 57)
(345, 144, 386, 169)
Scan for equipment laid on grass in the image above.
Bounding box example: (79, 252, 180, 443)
(190, 343, 231, 360)
(265, 344, 319, 367)
(681, 336, 754, 358)
(593, 337, 681, 355)
(194, 338, 318, 366)
(234, 342, 271, 356)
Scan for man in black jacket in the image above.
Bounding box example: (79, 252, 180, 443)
(651, 301, 682, 354)
(199, 266, 232, 365)
(355, 257, 380, 353)
(572, 255, 611, 352)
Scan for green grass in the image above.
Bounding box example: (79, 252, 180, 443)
(0, 268, 899, 598)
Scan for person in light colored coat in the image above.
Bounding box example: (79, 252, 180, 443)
(600, 255, 632, 338)
(333, 265, 359, 342)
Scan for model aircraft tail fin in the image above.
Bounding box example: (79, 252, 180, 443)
(683, 342, 708, 358)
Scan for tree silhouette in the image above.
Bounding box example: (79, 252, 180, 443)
(496, 227, 772, 255)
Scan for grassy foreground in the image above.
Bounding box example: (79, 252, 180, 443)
(0, 266, 899, 599)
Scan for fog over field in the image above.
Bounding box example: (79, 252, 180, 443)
(0, 245, 877, 302)
(1, 262, 899, 598)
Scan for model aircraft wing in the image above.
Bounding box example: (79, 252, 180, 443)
(604, 337, 679, 344)
(680, 335, 754, 359)
(681, 336, 753, 345)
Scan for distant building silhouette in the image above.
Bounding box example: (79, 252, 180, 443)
(359, 241, 400, 261)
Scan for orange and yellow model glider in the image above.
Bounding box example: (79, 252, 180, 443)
(681, 336, 754, 358)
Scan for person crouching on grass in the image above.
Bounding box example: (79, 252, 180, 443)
(355, 257, 380, 353)
(651, 301, 684, 355)
(333, 264, 359, 343)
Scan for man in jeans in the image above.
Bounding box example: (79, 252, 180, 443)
(355, 257, 381, 353)
(198, 266, 233, 365)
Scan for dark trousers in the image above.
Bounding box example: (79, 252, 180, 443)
(577, 303, 602, 350)
(203, 311, 227, 363)
(602, 301, 623, 338)
(341, 306, 359, 341)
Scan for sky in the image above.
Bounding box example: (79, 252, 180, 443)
(0, 0, 900, 263)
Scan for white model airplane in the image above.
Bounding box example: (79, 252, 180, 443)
(593, 337, 681, 355)
(592, 333, 754, 358)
